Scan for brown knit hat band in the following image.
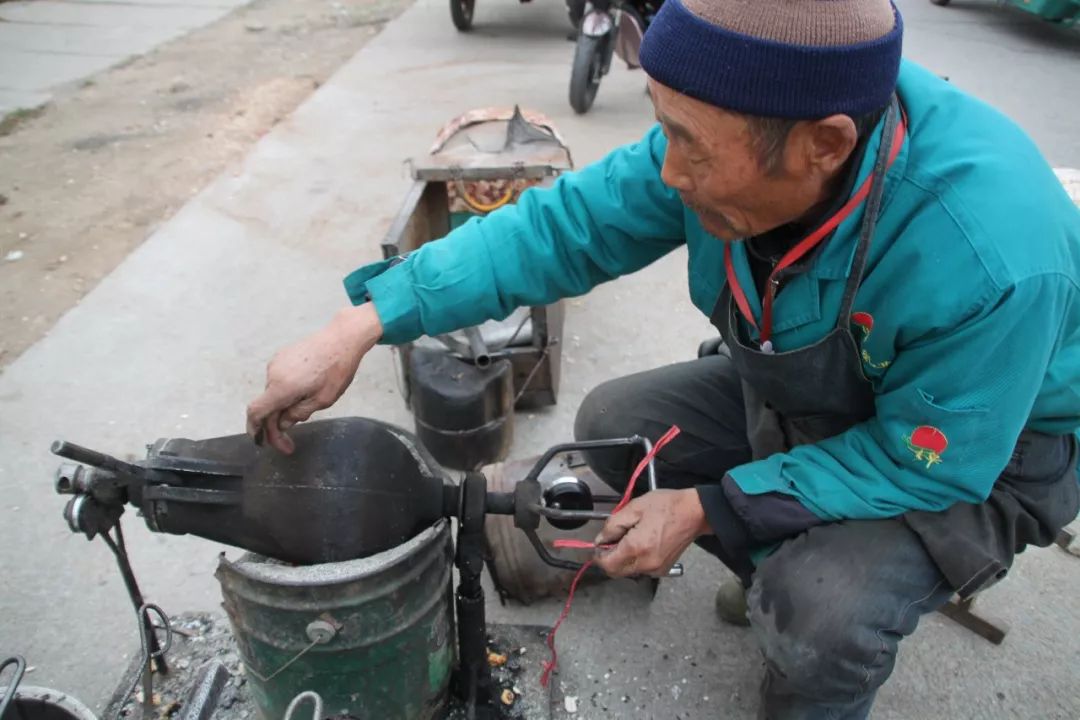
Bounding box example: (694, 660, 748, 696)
(680, 0, 897, 47)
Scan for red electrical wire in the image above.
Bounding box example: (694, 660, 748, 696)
(725, 113, 907, 349)
(540, 425, 682, 688)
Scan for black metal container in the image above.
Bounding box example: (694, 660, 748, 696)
(408, 348, 514, 471)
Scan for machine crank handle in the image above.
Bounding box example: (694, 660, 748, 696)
(51, 440, 149, 481)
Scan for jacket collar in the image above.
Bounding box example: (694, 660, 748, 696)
(808, 99, 910, 280)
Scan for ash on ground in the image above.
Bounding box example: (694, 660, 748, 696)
(113, 612, 252, 719)
(444, 625, 554, 720)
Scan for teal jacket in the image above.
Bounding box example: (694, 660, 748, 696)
(345, 61, 1080, 522)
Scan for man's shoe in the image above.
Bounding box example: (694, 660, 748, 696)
(715, 576, 751, 627)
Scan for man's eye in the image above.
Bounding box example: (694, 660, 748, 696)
(690, 157, 710, 165)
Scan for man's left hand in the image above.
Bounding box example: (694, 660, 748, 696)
(593, 488, 712, 578)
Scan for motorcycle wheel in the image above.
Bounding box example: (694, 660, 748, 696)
(450, 0, 475, 31)
(569, 34, 605, 114)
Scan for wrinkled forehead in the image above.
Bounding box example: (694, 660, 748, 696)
(647, 77, 743, 144)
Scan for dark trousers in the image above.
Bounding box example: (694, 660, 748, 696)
(573, 354, 954, 720)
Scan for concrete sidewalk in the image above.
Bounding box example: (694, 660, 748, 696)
(0, 0, 252, 114)
(0, 0, 1078, 716)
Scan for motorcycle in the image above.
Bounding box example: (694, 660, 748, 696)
(450, 0, 589, 32)
(568, 0, 662, 114)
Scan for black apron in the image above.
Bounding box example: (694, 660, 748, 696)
(711, 100, 1078, 598)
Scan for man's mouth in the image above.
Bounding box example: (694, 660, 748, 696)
(682, 199, 736, 237)
(682, 196, 719, 223)
(682, 201, 725, 232)
(679, 194, 702, 213)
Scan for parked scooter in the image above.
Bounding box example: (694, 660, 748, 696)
(569, 0, 662, 114)
(451, 0, 588, 32)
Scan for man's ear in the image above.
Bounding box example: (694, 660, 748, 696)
(792, 115, 859, 177)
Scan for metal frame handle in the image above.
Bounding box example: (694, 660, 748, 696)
(517, 436, 684, 577)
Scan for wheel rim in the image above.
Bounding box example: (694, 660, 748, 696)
(461, 0, 474, 21)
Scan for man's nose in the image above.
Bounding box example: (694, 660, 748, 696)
(660, 153, 694, 193)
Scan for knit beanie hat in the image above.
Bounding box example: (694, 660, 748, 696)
(640, 0, 903, 119)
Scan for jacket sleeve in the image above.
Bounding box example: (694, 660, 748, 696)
(343, 125, 686, 345)
(726, 272, 1076, 521)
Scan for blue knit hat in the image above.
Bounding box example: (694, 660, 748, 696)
(640, 0, 903, 119)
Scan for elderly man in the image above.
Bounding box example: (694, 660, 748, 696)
(247, 0, 1080, 717)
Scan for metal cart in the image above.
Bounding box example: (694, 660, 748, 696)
(381, 106, 574, 471)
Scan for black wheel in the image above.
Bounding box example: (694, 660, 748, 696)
(930, 0, 951, 5)
(569, 34, 604, 114)
(450, 0, 475, 31)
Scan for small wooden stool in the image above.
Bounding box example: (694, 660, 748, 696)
(936, 527, 1077, 644)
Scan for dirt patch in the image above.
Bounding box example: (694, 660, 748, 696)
(0, 0, 410, 370)
(0, 106, 47, 137)
(108, 614, 252, 719)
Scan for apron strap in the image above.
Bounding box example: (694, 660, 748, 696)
(837, 95, 902, 328)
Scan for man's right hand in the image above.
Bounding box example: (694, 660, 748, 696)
(246, 303, 383, 454)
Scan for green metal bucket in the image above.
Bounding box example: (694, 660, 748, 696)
(216, 519, 455, 720)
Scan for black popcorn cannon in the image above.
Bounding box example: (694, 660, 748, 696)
(47, 417, 682, 720)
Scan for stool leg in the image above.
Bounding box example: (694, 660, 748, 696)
(937, 594, 1008, 645)
(1055, 527, 1077, 556)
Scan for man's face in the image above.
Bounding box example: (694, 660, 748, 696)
(648, 79, 837, 242)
